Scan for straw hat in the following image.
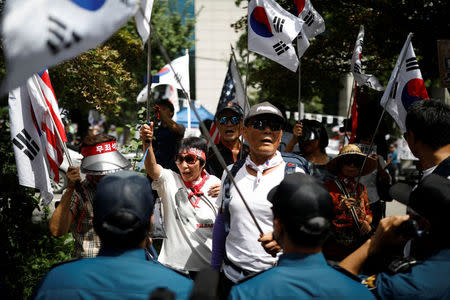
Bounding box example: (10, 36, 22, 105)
(327, 144, 377, 176)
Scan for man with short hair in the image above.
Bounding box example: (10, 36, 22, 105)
(153, 99, 186, 172)
(206, 102, 248, 178)
(229, 173, 376, 299)
(35, 171, 193, 300)
(211, 102, 306, 297)
(49, 134, 131, 258)
(404, 99, 450, 178)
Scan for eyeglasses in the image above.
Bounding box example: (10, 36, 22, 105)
(175, 154, 198, 165)
(218, 116, 241, 125)
(341, 156, 364, 167)
(248, 120, 283, 131)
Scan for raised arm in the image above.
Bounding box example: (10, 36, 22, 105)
(284, 122, 302, 153)
(140, 122, 162, 180)
(49, 166, 80, 236)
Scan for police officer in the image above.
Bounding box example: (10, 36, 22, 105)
(340, 174, 450, 299)
(35, 171, 193, 300)
(229, 173, 376, 299)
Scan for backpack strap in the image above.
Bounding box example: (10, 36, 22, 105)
(280, 152, 310, 175)
(220, 159, 246, 233)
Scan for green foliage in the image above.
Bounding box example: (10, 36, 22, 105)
(233, 0, 449, 114)
(0, 109, 73, 300)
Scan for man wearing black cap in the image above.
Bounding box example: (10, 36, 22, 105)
(212, 102, 306, 296)
(340, 174, 450, 299)
(229, 173, 375, 299)
(35, 171, 193, 300)
(49, 134, 131, 258)
(206, 101, 248, 178)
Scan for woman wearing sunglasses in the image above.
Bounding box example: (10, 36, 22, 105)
(140, 122, 221, 278)
(322, 144, 377, 262)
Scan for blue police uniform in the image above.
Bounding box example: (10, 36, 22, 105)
(228, 253, 376, 300)
(33, 248, 193, 300)
(374, 248, 450, 300)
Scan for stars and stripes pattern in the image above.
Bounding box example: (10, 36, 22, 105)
(28, 70, 67, 183)
(209, 56, 249, 145)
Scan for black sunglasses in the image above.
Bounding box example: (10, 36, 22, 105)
(341, 156, 364, 167)
(218, 116, 241, 125)
(249, 120, 283, 131)
(175, 154, 198, 165)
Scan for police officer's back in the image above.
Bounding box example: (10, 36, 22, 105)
(34, 171, 192, 300)
(229, 173, 376, 300)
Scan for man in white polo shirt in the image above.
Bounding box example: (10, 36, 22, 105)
(211, 101, 306, 298)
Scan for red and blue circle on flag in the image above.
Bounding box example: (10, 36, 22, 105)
(70, 0, 107, 11)
(293, 0, 306, 16)
(250, 6, 273, 38)
(156, 67, 170, 76)
(401, 78, 429, 110)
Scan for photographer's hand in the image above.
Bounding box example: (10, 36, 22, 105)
(285, 122, 303, 153)
(339, 215, 409, 275)
(368, 215, 410, 256)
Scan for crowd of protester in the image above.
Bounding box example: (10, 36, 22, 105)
(35, 99, 450, 299)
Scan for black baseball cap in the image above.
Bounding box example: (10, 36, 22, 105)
(94, 171, 155, 234)
(390, 174, 450, 232)
(215, 101, 244, 118)
(268, 173, 334, 233)
(244, 101, 284, 125)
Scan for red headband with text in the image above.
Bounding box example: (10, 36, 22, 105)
(81, 141, 118, 157)
(180, 147, 206, 160)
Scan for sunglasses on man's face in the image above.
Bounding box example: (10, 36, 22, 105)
(248, 119, 283, 131)
(175, 154, 198, 165)
(218, 116, 241, 125)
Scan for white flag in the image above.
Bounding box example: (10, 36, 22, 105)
(137, 52, 190, 102)
(135, 0, 154, 44)
(351, 26, 384, 91)
(8, 85, 54, 205)
(293, 0, 325, 39)
(163, 85, 180, 112)
(380, 34, 429, 132)
(248, 0, 303, 72)
(1, 0, 139, 93)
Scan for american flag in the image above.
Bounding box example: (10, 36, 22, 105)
(28, 70, 67, 183)
(209, 56, 249, 145)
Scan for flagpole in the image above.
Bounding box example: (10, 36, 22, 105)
(231, 45, 248, 160)
(344, 77, 356, 144)
(30, 76, 73, 167)
(351, 33, 414, 197)
(146, 20, 152, 123)
(152, 27, 264, 235)
(297, 59, 301, 121)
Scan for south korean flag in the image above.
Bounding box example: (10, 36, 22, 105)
(1, 0, 139, 93)
(248, 0, 304, 72)
(380, 34, 429, 132)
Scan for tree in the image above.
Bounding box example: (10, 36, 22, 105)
(233, 0, 449, 117)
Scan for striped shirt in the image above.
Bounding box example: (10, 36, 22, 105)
(70, 180, 100, 258)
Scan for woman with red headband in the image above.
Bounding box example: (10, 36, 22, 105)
(140, 122, 221, 278)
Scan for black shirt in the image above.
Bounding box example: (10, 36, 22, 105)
(206, 141, 249, 178)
